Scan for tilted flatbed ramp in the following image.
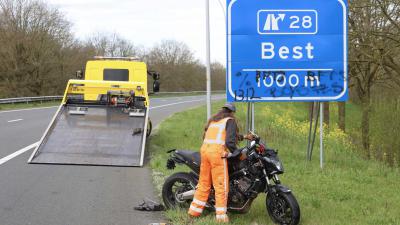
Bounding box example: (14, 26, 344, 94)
(28, 104, 148, 167)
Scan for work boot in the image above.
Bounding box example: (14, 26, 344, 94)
(216, 214, 229, 223)
(184, 213, 196, 225)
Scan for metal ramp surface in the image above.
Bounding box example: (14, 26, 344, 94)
(28, 104, 148, 166)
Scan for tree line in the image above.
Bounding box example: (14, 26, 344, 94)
(320, 0, 400, 166)
(310, 0, 400, 166)
(0, 0, 225, 99)
(348, 0, 400, 164)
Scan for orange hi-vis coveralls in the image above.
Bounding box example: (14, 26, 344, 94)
(188, 117, 231, 222)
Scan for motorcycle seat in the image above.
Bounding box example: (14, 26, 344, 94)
(175, 150, 200, 165)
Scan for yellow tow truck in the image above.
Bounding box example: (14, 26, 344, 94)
(28, 57, 160, 167)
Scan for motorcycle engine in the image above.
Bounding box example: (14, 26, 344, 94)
(237, 176, 252, 193)
(229, 176, 252, 207)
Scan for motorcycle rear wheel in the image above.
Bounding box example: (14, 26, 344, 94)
(162, 172, 196, 209)
(266, 191, 300, 225)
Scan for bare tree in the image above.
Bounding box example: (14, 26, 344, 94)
(146, 40, 195, 65)
(144, 40, 226, 92)
(375, 0, 400, 86)
(146, 40, 202, 91)
(87, 32, 141, 58)
(0, 0, 83, 97)
(211, 62, 226, 90)
(349, 0, 400, 157)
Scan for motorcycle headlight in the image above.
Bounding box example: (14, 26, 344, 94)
(264, 157, 284, 172)
(274, 160, 284, 172)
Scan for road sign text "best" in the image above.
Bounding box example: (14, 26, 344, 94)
(261, 42, 314, 60)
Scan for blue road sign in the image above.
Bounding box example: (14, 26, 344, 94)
(226, 0, 348, 102)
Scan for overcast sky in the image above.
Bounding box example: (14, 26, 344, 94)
(46, 0, 227, 65)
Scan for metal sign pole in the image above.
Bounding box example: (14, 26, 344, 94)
(309, 102, 320, 161)
(205, 0, 211, 120)
(320, 102, 324, 169)
(307, 102, 314, 160)
(251, 103, 255, 131)
(246, 102, 251, 146)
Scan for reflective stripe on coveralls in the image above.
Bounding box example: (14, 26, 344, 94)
(188, 117, 231, 222)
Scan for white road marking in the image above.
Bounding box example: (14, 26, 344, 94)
(7, 119, 23, 123)
(150, 99, 204, 109)
(0, 106, 58, 114)
(150, 96, 224, 110)
(0, 142, 39, 165)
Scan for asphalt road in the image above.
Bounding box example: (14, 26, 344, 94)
(0, 95, 224, 225)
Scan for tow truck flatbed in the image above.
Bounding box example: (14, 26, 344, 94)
(28, 104, 148, 166)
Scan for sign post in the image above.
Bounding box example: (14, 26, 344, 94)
(320, 102, 324, 168)
(227, 0, 348, 168)
(205, 0, 211, 120)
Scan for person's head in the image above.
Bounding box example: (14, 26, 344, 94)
(209, 103, 236, 122)
(203, 102, 239, 139)
(222, 102, 236, 114)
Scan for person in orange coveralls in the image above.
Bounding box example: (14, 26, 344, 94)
(188, 103, 252, 223)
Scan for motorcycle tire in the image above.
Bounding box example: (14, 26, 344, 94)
(162, 172, 197, 209)
(266, 191, 300, 225)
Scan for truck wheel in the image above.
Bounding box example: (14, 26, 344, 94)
(146, 119, 152, 137)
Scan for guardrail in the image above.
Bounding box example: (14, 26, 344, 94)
(0, 96, 62, 104)
(0, 91, 226, 105)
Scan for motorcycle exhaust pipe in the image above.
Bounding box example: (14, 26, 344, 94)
(177, 190, 195, 200)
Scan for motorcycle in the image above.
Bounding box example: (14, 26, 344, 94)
(162, 131, 300, 225)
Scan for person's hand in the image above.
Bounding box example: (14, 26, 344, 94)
(237, 134, 244, 141)
(244, 133, 255, 140)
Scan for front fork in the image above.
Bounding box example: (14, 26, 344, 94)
(263, 169, 284, 194)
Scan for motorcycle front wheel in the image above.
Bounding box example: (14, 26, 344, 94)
(162, 172, 196, 209)
(266, 191, 300, 225)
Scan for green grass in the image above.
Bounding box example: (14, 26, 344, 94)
(0, 101, 60, 111)
(148, 102, 400, 225)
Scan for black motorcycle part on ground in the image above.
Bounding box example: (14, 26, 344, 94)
(134, 198, 165, 211)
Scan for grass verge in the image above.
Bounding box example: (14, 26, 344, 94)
(0, 101, 60, 111)
(148, 101, 400, 225)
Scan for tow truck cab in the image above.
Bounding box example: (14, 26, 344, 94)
(75, 57, 160, 102)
